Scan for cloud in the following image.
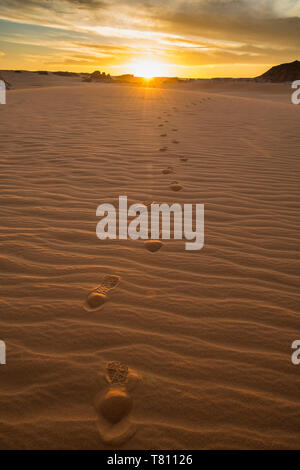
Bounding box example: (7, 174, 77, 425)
(0, 0, 299, 76)
(0, 1, 299, 48)
(148, 0, 300, 49)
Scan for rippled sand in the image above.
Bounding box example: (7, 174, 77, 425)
(0, 77, 299, 449)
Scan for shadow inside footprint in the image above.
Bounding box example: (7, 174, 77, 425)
(143, 200, 157, 207)
(84, 275, 120, 312)
(162, 166, 173, 175)
(170, 182, 183, 192)
(96, 389, 132, 425)
(86, 292, 107, 310)
(144, 240, 164, 252)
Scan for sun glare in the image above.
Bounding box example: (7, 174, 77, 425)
(131, 60, 165, 79)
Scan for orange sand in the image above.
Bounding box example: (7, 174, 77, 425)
(0, 72, 299, 449)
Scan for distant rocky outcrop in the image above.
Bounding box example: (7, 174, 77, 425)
(257, 60, 300, 83)
(82, 70, 112, 83)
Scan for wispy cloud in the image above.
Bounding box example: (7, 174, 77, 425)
(0, 0, 299, 77)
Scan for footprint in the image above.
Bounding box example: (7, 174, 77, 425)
(162, 167, 173, 175)
(172, 129, 178, 132)
(180, 157, 188, 162)
(172, 140, 180, 144)
(158, 124, 163, 127)
(144, 240, 164, 252)
(95, 362, 140, 445)
(96, 389, 132, 425)
(160, 133, 167, 137)
(84, 275, 120, 311)
(162, 166, 174, 175)
(106, 361, 129, 386)
(105, 361, 140, 390)
(143, 200, 157, 207)
(170, 182, 183, 192)
(159, 147, 168, 152)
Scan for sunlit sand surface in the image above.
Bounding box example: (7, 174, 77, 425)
(0, 75, 300, 449)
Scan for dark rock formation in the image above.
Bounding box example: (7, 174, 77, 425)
(89, 70, 112, 82)
(257, 60, 300, 83)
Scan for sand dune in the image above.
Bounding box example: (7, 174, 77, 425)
(0, 70, 83, 89)
(0, 77, 299, 449)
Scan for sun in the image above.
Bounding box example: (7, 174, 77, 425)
(131, 60, 165, 79)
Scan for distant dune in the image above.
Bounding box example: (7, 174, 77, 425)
(0, 70, 84, 89)
(0, 70, 179, 90)
(0, 69, 293, 103)
(2, 60, 300, 90)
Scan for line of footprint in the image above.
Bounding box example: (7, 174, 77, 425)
(143, 100, 201, 253)
(146, 95, 214, 251)
(157, 108, 184, 192)
(84, 276, 141, 445)
(87, 95, 212, 445)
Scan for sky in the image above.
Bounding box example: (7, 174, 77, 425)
(0, 0, 299, 78)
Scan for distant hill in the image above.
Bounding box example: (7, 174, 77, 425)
(257, 60, 300, 83)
